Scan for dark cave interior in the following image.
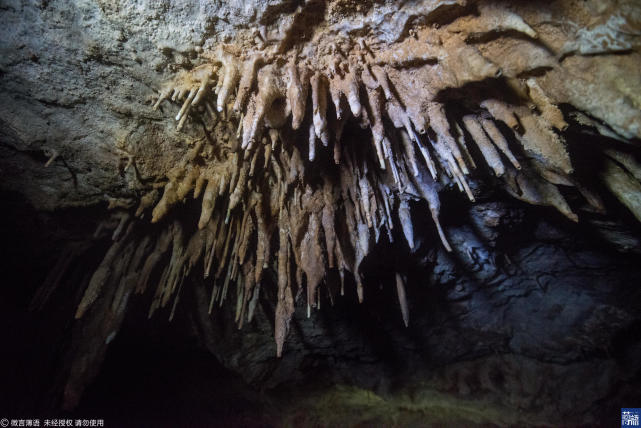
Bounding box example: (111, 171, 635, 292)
(2, 178, 641, 426)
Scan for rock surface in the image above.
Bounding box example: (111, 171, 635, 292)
(1, 1, 641, 427)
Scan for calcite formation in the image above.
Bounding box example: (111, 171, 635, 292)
(29, 0, 641, 409)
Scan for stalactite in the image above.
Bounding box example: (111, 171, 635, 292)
(395, 273, 410, 328)
(462, 115, 505, 177)
(75, 238, 127, 319)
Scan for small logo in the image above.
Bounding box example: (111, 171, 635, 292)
(623, 409, 641, 426)
(0, 419, 8, 427)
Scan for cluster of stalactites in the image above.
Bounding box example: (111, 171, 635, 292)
(76, 136, 421, 356)
(151, 30, 590, 219)
(145, 74, 583, 355)
(88, 2, 641, 354)
(142, 21, 602, 354)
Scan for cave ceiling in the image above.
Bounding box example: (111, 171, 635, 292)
(1, 0, 641, 415)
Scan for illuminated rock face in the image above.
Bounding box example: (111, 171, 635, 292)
(80, 0, 641, 353)
(1, 0, 641, 422)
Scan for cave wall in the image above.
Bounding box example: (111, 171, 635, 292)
(2, 1, 641, 427)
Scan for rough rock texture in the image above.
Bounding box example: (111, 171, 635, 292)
(1, 0, 641, 426)
(0, 0, 250, 209)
